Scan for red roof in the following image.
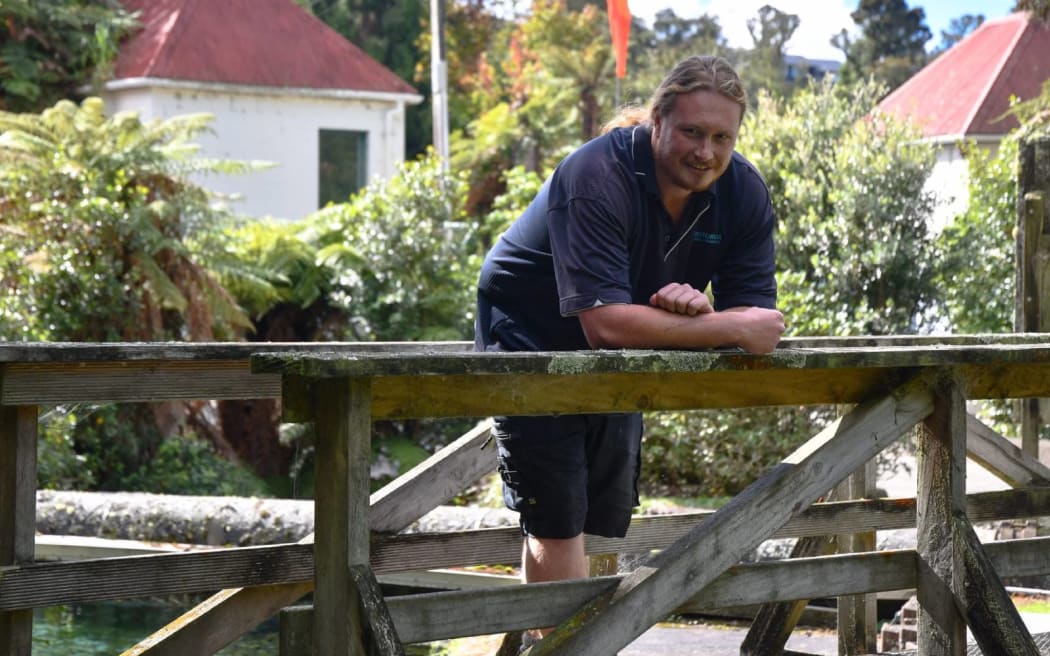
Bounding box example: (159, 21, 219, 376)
(113, 0, 417, 96)
(877, 12, 1050, 138)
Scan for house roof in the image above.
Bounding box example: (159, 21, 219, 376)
(876, 12, 1050, 139)
(112, 0, 417, 97)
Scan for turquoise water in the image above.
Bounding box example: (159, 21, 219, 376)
(32, 602, 439, 654)
(32, 602, 276, 655)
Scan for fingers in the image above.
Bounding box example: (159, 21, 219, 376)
(649, 283, 713, 316)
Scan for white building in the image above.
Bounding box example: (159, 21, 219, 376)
(100, 0, 423, 221)
(876, 12, 1050, 231)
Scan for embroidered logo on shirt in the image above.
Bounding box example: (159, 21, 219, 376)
(693, 231, 722, 244)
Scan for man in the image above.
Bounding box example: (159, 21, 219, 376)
(474, 55, 785, 641)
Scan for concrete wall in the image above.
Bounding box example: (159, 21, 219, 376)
(102, 83, 411, 221)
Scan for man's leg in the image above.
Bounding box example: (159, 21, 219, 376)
(523, 534, 586, 638)
(523, 533, 587, 583)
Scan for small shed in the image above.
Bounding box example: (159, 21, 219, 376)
(876, 11, 1050, 228)
(100, 0, 423, 221)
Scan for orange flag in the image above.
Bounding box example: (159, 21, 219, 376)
(606, 0, 631, 79)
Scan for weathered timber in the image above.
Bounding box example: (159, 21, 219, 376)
(278, 538, 1050, 645)
(0, 405, 35, 656)
(367, 419, 494, 534)
(310, 377, 372, 656)
(951, 515, 1039, 655)
(5, 335, 1050, 366)
(9, 488, 1050, 612)
(739, 532, 836, 655)
(966, 413, 1050, 487)
(349, 564, 405, 656)
(0, 543, 314, 610)
(125, 420, 494, 656)
(524, 375, 933, 656)
(917, 374, 967, 655)
(838, 464, 879, 655)
(1017, 138, 1050, 454)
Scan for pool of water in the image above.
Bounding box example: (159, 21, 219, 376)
(31, 602, 440, 654)
(33, 602, 275, 655)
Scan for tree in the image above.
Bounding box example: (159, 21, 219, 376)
(744, 5, 800, 100)
(739, 78, 939, 335)
(297, 0, 430, 156)
(0, 97, 277, 491)
(306, 152, 476, 342)
(0, 0, 136, 112)
(0, 97, 256, 342)
(833, 0, 931, 92)
(1015, 0, 1050, 22)
(931, 14, 985, 55)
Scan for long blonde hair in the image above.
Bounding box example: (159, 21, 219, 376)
(601, 55, 747, 134)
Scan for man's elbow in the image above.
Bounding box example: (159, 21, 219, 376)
(579, 312, 630, 349)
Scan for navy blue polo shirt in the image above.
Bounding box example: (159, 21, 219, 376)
(477, 125, 776, 351)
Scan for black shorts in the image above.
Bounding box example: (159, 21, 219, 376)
(493, 412, 643, 539)
(476, 292, 643, 539)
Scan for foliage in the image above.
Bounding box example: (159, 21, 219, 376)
(0, 0, 136, 113)
(739, 78, 938, 335)
(122, 432, 268, 496)
(0, 96, 260, 342)
(298, 0, 430, 156)
(642, 406, 837, 496)
(305, 152, 476, 341)
(833, 0, 931, 93)
(933, 139, 1018, 333)
(449, 0, 614, 216)
(743, 5, 800, 101)
(1015, 0, 1050, 22)
(931, 14, 985, 55)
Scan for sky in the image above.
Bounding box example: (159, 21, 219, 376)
(632, 0, 1018, 62)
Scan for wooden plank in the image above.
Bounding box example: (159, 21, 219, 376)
(0, 544, 314, 610)
(10, 488, 1050, 612)
(1, 361, 280, 405)
(916, 374, 967, 655)
(371, 368, 897, 418)
(252, 342, 1050, 381)
(5, 335, 1050, 366)
(278, 537, 1050, 645)
(951, 515, 1039, 655)
(124, 419, 493, 656)
(835, 460, 878, 655)
(524, 375, 934, 656)
(739, 533, 836, 655)
(368, 419, 494, 533)
(0, 404, 36, 656)
(122, 582, 314, 656)
(966, 413, 1050, 487)
(365, 361, 1050, 419)
(1020, 191, 1048, 456)
(349, 565, 405, 656)
(311, 377, 371, 656)
(0, 341, 473, 363)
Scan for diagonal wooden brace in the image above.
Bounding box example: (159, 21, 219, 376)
(526, 375, 934, 656)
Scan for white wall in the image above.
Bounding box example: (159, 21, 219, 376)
(925, 144, 971, 234)
(102, 84, 410, 221)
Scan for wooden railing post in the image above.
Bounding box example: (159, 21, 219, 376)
(835, 460, 877, 655)
(916, 372, 967, 655)
(0, 403, 37, 656)
(309, 376, 383, 655)
(1017, 136, 1050, 458)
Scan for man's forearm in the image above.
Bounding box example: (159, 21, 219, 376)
(578, 303, 784, 353)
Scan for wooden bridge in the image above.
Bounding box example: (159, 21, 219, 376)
(3, 335, 1050, 655)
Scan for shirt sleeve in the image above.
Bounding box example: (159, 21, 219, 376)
(711, 166, 778, 310)
(548, 186, 636, 317)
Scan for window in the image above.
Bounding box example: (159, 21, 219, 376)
(318, 129, 368, 207)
